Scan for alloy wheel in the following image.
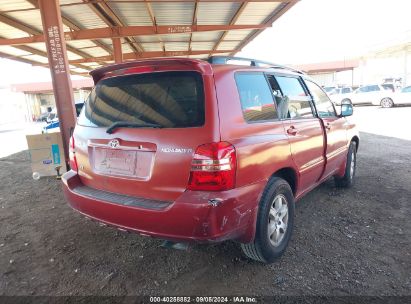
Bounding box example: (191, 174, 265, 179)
(268, 194, 289, 246)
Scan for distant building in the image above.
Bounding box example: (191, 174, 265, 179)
(296, 41, 411, 88)
(10, 79, 93, 121)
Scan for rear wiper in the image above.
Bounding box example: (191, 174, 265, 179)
(106, 121, 163, 134)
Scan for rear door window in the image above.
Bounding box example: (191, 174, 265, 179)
(271, 75, 314, 119)
(78, 71, 205, 128)
(235, 73, 278, 122)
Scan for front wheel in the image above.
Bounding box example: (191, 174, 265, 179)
(381, 97, 394, 108)
(241, 177, 294, 263)
(334, 141, 357, 188)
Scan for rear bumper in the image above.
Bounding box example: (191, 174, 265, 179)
(62, 170, 265, 243)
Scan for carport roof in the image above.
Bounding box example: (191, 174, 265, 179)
(0, 0, 298, 76)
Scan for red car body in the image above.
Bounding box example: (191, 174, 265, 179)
(62, 58, 359, 245)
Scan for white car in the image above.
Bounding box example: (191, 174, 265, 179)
(329, 87, 353, 105)
(345, 84, 393, 106)
(385, 86, 411, 107)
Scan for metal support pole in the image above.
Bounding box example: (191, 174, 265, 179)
(38, 0, 76, 168)
(112, 38, 123, 63)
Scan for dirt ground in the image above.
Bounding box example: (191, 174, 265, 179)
(0, 131, 410, 297)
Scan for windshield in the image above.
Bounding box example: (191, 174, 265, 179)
(78, 71, 205, 128)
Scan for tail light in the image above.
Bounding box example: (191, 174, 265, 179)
(69, 136, 78, 171)
(188, 142, 236, 191)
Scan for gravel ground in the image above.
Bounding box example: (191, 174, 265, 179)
(0, 131, 410, 297)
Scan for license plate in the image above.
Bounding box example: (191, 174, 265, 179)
(93, 148, 137, 176)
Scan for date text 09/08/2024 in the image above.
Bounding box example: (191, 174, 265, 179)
(149, 296, 257, 303)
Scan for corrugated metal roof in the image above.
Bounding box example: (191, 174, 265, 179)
(61, 4, 108, 29)
(235, 2, 282, 25)
(0, 0, 34, 11)
(107, 2, 153, 26)
(0, 0, 298, 76)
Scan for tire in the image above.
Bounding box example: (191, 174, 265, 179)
(241, 177, 295, 263)
(334, 141, 357, 188)
(381, 97, 394, 108)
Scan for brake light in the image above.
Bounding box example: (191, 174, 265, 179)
(188, 142, 236, 191)
(69, 136, 78, 172)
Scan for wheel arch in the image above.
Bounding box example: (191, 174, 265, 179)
(270, 167, 298, 197)
(351, 135, 359, 151)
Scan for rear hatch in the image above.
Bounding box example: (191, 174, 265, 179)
(73, 59, 219, 202)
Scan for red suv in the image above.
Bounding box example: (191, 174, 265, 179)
(62, 56, 359, 263)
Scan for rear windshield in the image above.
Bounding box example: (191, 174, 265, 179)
(78, 71, 205, 128)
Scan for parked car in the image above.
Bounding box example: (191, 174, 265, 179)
(62, 57, 359, 263)
(328, 87, 353, 105)
(323, 86, 337, 94)
(372, 85, 411, 107)
(344, 84, 393, 106)
(42, 101, 84, 133)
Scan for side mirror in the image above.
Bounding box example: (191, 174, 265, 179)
(340, 103, 353, 117)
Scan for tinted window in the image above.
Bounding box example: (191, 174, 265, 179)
(357, 86, 368, 93)
(382, 84, 394, 91)
(342, 88, 351, 94)
(78, 71, 204, 128)
(402, 86, 411, 93)
(305, 80, 336, 118)
(323, 87, 335, 93)
(235, 73, 278, 122)
(368, 85, 380, 92)
(274, 76, 314, 119)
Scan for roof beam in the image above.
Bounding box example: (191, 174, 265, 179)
(26, 0, 113, 54)
(230, 1, 298, 55)
(32, 49, 235, 65)
(1, 1, 295, 14)
(0, 12, 96, 69)
(188, 1, 198, 51)
(0, 24, 268, 46)
(0, 51, 89, 76)
(210, 1, 248, 54)
(83, 0, 144, 53)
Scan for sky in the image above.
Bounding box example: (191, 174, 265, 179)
(239, 0, 411, 64)
(0, 0, 411, 86)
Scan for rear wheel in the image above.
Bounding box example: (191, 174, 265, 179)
(381, 97, 394, 108)
(241, 177, 294, 263)
(334, 141, 357, 188)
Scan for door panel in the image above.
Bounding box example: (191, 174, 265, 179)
(269, 75, 326, 196)
(321, 117, 348, 177)
(282, 119, 325, 194)
(304, 79, 348, 178)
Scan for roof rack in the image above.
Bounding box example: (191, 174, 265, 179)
(208, 56, 305, 75)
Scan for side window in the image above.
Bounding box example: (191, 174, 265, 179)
(369, 85, 380, 92)
(358, 86, 368, 93)
(235, 73, 278, 122)
(272, 75, 314, 119)
(305, 80, 336, 118)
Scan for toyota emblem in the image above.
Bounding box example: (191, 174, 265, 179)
(108, 139, 120, 148)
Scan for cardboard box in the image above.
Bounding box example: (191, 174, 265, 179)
(26, 132, 66, 177)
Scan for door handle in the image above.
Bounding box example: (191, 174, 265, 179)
(286, 126, 298, 136)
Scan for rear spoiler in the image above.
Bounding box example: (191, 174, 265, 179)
(89, 58, 213, 84)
